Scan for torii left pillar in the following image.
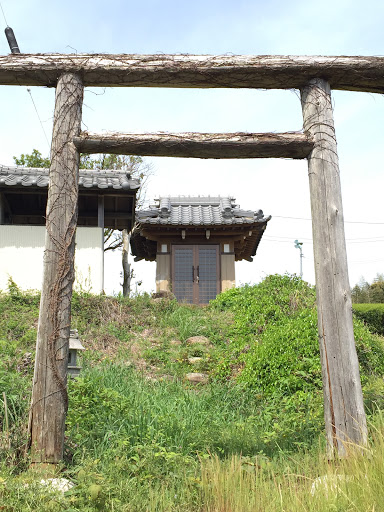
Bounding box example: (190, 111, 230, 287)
(30, 73, 84, 465)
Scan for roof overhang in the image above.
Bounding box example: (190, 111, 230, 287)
(0, 166, 140, 230)
(131, 196, 271, 262)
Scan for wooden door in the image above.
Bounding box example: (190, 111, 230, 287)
(172, 245, 220, 304)
(172, 245, 195, 304)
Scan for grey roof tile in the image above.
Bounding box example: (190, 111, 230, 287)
(136, 196, 271, 227)
(0, 165, 140, 191)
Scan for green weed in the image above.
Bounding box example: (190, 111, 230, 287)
(1, 278, 384, 511)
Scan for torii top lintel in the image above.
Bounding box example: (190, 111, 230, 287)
(0, 54, 383, 93)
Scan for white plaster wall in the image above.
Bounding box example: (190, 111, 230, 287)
(0, 225, 104, 293)
(74, 227, 104, 293)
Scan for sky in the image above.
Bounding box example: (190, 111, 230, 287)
(0, 0, 383, 295)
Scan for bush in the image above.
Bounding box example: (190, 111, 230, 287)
(238, 310, 322, 394)
(211, 274, 384, 433)
(353, 303, 384, 336)
(211, 274, 316, 343)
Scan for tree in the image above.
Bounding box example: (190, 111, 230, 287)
(13, 150, 152, 296)
(13, 149, 50, 168)
(370, 273, 384, 303)
(351, 277, 371, 303)
(351, 274, 384, 304)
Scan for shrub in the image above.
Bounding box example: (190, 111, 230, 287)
(353, 303, 384, 336)
(211, 274, 316, 345)
(211, 274, 384, 424)
(238, 310, 321, 394)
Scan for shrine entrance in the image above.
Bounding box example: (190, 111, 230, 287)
(4, 51, 376, 461)
(172, 244, 220, 304)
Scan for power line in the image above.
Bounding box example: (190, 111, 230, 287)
(27, 88, 51, 151)
(0, 1, 8, 26)
(274, 215, 384, 225)
(345, 220, 384, 225)
(350, 258, 384, 264)
(264, 235, 313, 241)
(264, 235, 384, 245)
(347, 239, 384, 244)
(345, 236, 384, 241)
(273, 215, 312, 221)
(263, 238, 294, 243)
(0, 7, 49, 150)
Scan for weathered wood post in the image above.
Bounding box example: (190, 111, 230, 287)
(30, 73, 84, 464)
(122, 229, 131, 297)
(301, 79, 367, 456)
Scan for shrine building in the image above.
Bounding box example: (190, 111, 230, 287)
(130, 196, 271, 304)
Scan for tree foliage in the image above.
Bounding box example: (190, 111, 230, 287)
(211, 274, 384, 393)
(13, 149, 50, 168)
(353, 303, 384, 336)
(81, 154, 152, 252)
(352, 274, 384, 304)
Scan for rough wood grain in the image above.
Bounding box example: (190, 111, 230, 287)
(74, 131, 313, 159)
(0, 54, 384, 92)
(301, 78, 367, 456)
(30, 73, 83, 464)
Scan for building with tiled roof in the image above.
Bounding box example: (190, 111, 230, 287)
(0, 165, 139, 293)
(0, 165, 139, 229)
(131, 196, 271, 304)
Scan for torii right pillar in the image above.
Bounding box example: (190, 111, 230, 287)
(301, 78, 367, 456)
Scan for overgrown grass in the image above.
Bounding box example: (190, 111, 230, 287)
(65, 363, 320, 461)
(200, 422, 384, 512)
(3, 400, 384, 510)
(211, 275, 384, 415)
(1, 275, 384, 510)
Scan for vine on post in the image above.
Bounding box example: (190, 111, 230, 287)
(29, 72, 84, 464)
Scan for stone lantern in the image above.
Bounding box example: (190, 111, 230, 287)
(68, 329, 85, 378)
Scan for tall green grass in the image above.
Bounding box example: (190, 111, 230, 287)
(1, 277, 384, 511)
(66, 363, 299, 460)
(3, 408, 384, 511)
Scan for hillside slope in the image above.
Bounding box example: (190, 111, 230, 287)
(1, 275, 384, 511)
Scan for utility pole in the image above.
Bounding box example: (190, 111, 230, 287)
(294, 239, 303, 278)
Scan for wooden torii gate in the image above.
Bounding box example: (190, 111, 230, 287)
(2, 53, 381, 464)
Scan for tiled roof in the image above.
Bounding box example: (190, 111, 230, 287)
(136, 196, 270, 226)
(0, 165, 140, 191)
(131, 196, 271, 262)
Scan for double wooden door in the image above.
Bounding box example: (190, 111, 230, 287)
(172, 245, 220, 304)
